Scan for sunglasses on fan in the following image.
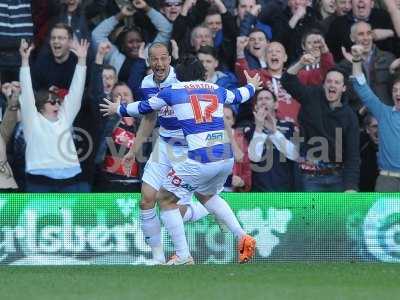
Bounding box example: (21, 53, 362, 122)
(46, 93, 62, 106)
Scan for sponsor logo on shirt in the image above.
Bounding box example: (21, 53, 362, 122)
(167, 169, 196, 191)
(159, 106, 175, 117)
(205, 132, 224, 142)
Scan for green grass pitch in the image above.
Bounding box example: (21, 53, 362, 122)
(1, 263, 399, 300)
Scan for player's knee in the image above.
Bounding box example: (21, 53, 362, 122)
(194, 192, 212, 204)
(157, 189, 178, 210)
(140, 183, 158, 210)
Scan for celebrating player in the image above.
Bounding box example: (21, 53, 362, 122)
(101, 55, 262, 264)
(124, 42, 210, 264)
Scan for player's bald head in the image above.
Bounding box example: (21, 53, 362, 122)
(148, 42, 170, 56)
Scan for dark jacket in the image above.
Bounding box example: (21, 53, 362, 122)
(326, 9, 397, 62)
(213, 71, 238, 90)
(0, 103, 19, 190)
(47, 2, 91, 41)
(271, 6, 320, 63)
(281, 72, 360, 190)
(337, 47, 395, 110)
(172, 0, 237, 69)
(127, 58, 148, 100)
(240, 12, 272, 40)
(359, 131, 378, 191)
(172, 0, 210, 55)
(244, 50, 264, 70)
(245, 121, 296, 192)
(31, 51, 78, 90)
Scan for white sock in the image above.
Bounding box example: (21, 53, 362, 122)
(140, 208, 165, 262)
(182, 201, 209, 222)
(204, 195, 246, 239)
(160, 208, 191, 259)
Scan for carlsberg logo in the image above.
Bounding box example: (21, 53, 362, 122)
(0, 201, 292, 265)
(0, 209, 145, 262)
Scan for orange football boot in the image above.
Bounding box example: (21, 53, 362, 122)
(238, 235, 256, 263)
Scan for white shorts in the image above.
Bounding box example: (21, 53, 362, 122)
(162, 158, 234, 200)
(142, 138, 191, 203)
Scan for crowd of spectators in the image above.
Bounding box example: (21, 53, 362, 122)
(0, 0, 399, 193)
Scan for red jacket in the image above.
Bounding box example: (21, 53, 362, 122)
(235, 58, 301, 124)
(297, 52, 335, 86)
(232, 130, 252, 192)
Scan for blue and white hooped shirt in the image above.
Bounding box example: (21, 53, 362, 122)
(120, 81, 255, 163)
(138, 67, 184, 144)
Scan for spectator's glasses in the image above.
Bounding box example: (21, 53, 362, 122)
(47, 99, 61, 106)
(46, 94, 62, 106)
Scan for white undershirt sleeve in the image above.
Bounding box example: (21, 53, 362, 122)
(268, 131, 299, 161)
(248, 131, 268, 162)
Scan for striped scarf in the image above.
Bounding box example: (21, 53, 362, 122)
(0, 0, 33, 47)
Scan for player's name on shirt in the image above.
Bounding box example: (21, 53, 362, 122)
(183, 82, 216, 90)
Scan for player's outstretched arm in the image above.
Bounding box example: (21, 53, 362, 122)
(224, 70, 262, 105)
(99, 96, 143, 117)
(100, 92, 169, 117)
(123, 111, 157, 166)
